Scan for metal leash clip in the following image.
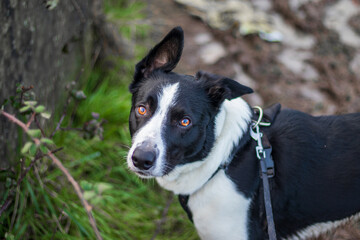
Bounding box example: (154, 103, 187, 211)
(250, 123, 265, 160)
(250, 106, 275, 178)
(251, 106, 277, 240)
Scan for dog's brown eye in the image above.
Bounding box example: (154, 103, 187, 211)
(180, 118, 191, 127)
(137, 106, 147, 116)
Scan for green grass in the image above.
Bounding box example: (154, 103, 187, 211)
(0, 0, 198, 239)
(46, 65, 197, 239)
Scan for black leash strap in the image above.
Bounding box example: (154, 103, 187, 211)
(259, 141, 277, 240)
(178, 105, 280, 239)
(251, 110, 277, 240)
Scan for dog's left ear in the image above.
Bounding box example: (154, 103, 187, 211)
(196, 71, 253, 108)
(130, 27, 184, 93)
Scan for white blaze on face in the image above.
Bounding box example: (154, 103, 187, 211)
(127, 83, 179, 177)
(156, 97, 252, 194)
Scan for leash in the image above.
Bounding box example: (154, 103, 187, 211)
(179, 104, 280, 240)
(251, 106, 277, 240)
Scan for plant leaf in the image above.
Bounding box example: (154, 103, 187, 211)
(83, 190, 96, 201)
(29, 143, 38, 156)
(19, 106, 31, 113)
(27, 129, 41, 138)
(39, 145, 48, 154)
(40, 112, 51, 119)
(75, 91, 87, 100)
(5, 177, 13, 188)
(21, 141, 33, 154)
(96, 182, 114, 193)
(24, 101, 37, 106)
(34, 105, 45, 113)
(40, 138, 54, 145)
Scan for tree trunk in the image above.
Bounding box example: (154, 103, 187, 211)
(0, 0, 98, 194)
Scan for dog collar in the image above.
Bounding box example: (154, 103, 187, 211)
(178, 104, 281, 240)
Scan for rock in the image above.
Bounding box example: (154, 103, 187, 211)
(194, 32, 213, 45)
(299, 85, 325, 103)
(199, 41, 226, 64)
(175, 0, 283, 42)
(232, 63, 258, 89)
(272, 14, 315, 49)
(277, 48, 319, 81)
(324, 0, 360, 48)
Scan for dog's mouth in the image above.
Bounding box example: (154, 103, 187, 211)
(127, 149, 176, 178)
(133, 170, 154, 178)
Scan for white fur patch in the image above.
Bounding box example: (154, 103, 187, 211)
(188, 170, 251, 240)
(286, 212, 360, 240)
(156, 97, 252, 194)
(127, 83, 179, 177)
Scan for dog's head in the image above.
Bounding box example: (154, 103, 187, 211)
(127, 27, 253, 178)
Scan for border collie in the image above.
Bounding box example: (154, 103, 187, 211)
(126, 26, 360, 240)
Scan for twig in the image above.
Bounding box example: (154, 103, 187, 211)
(34, 115, 46, 137)
(68, 102, 79, 127)
(33, 165, 44, 192)
(9, 185, 20, 231)
(1, 111, 40, 145)
(50, 95, 72, 138)
(19, 85, 34, 105)
(0, 199, 13, 217)
(151, 194, 174, 240)
(64, 215, 72, 233)
(59, 127, 83, 132)
(23, 148, 63, 183)
(0, 148, 63, 216)
(15, 188, 28, 231)
(26, 112, 36, 129)
(9, 158, 24, 232)
(52, 207, 67, 237)
(91, 44, 102, 69)
(0, 110, 103, 240)
(50, 68, 84, 138)
(1, 111, 29, 133)
(47, 151, 103, 240)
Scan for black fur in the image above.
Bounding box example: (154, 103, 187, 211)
(130, 26, 184, 94)
(128, 27, 252, 174)
(128, 26, 360, 239)
(196, 71, 253, 109)
(228, 110, 360, 239)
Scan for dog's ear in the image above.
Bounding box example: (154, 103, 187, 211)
(130, 27, 184, 93)
(196, 71, 253, 108)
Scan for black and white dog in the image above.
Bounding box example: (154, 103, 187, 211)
(126, 27, 360, 239)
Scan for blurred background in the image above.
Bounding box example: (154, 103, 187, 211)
(0, 0, 360, 239)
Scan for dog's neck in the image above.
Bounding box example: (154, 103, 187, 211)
(156, 97, 253, 195)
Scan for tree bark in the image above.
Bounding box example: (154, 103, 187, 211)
(0, 0, 98, 194)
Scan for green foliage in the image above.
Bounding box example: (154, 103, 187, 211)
(20, 100, 51, 119)
(1, 0, 198, 239)
(49, 66, 197, 239)
(104, 0, 150, 45)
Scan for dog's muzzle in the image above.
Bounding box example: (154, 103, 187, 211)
(131, 141, 158, 171)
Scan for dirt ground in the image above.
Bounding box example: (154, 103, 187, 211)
(144, 0, 360, 239)
(146, 0, 360, 115)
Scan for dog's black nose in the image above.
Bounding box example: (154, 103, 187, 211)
(132, 148, 156, 170)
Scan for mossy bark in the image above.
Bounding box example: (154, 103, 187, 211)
(0, 0, 98, 194)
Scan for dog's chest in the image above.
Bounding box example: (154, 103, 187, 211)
(187, 171, 251, 240)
